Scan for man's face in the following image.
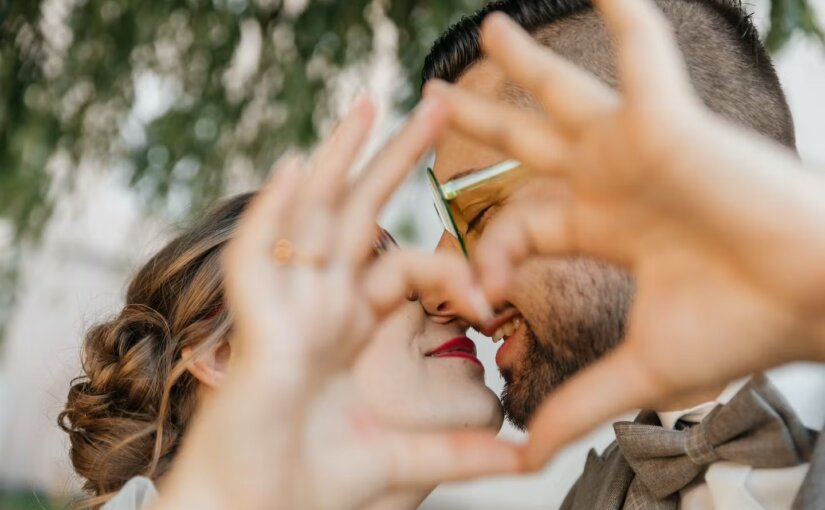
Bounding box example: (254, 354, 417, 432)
(424, 61, 634, 429)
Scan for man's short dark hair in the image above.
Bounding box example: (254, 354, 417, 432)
(422, 0, 795, 148)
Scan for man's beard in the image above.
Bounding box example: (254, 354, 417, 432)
(500, 324, 598, 430)
(500, 261, 633, 430)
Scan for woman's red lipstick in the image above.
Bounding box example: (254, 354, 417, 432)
(426, 336, 483, 368)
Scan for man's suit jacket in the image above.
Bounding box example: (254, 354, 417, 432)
(560, 411, 825, 510)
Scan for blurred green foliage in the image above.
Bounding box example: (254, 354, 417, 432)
(1, 0, 823, 244)
(1, 0, 483, 241)
(0, 488, 64, 510)
(0, 0, 482, 342)
(0, 0, 822, 327)
(767, 0, 825, 51)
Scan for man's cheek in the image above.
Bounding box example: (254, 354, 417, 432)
(507, 258, 562, 318)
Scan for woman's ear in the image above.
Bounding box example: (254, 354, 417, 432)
(184, 340, 231, 389)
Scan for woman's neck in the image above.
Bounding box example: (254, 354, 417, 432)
(364, 487, 434, 510)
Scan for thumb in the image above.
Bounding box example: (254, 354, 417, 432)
(385, 430, 526, 489)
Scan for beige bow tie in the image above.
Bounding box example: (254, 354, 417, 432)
(614, 375, 818, 501)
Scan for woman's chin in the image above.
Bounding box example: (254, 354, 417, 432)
(419, 362, 504, 430)
(433, 384, 504, 431)
(479, 389, 505, 431)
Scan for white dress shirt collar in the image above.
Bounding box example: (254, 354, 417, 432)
(655, 364, 825, 431)
(657, 377, 749, 430)
(651, 364, 825, 510)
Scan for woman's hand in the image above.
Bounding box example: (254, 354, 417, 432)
(426, 0, 825, 468)
(153, 97, 520, 510)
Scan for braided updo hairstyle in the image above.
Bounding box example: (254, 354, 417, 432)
(59, 192, 253, 507)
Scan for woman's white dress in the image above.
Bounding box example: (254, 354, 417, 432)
(101, 477, 158, 510)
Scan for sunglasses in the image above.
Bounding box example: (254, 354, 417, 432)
(427, 159, 526, 257)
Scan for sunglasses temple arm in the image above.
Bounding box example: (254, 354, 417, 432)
(440, 160, 521, 200)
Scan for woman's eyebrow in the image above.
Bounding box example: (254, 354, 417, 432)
(373, 227, 397, 254)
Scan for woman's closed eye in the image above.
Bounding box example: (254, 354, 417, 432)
(372, 227, 398, 258)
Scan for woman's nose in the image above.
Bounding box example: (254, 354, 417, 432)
(421, 232, 464, 322)
(421, 291, 459, 322)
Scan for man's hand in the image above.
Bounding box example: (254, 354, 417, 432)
(426, 0, 825, 468)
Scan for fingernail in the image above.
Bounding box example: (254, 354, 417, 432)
(280, 152, 305, 181)
(423, 79, 448, 95)
(469, 286, 495, 323)
(283, 150, 303, 167)
(412, 96, 439, 119)
(488, 11, 516, 28)
(270, 149, 295, 174)
(354, 94, 374, 115)
(482, 12, 508, 32)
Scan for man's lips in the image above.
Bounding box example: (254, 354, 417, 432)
(426, 336, 483, 368)
(477, 307, 526, 369)
(480, 307, 521, 337)
(495, 320, 527, 369)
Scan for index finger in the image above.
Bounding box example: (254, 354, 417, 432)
(479, 12, 619, 131)
(593, 0, 695, 106)
(304, 96, 376, 206)
(425, 79, 570, 176)
(386, 430, 525, 488)
(334, 96, 449, 265)
(473, 200, 574, 304)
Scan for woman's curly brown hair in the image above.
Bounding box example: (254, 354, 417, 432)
(58, 193, 253, 508)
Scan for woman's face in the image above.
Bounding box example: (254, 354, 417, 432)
(353, 298, 503, 431)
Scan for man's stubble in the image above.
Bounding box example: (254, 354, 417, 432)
(500, 257, 634, 429)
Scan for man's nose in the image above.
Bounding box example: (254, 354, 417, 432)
(421, 232, 465, 322)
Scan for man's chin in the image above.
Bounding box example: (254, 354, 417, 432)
(493, 310, 531, 372)
(501, 383, 530, 431)
(498, 325, 570, 431)
(498, 327, 546, 430)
